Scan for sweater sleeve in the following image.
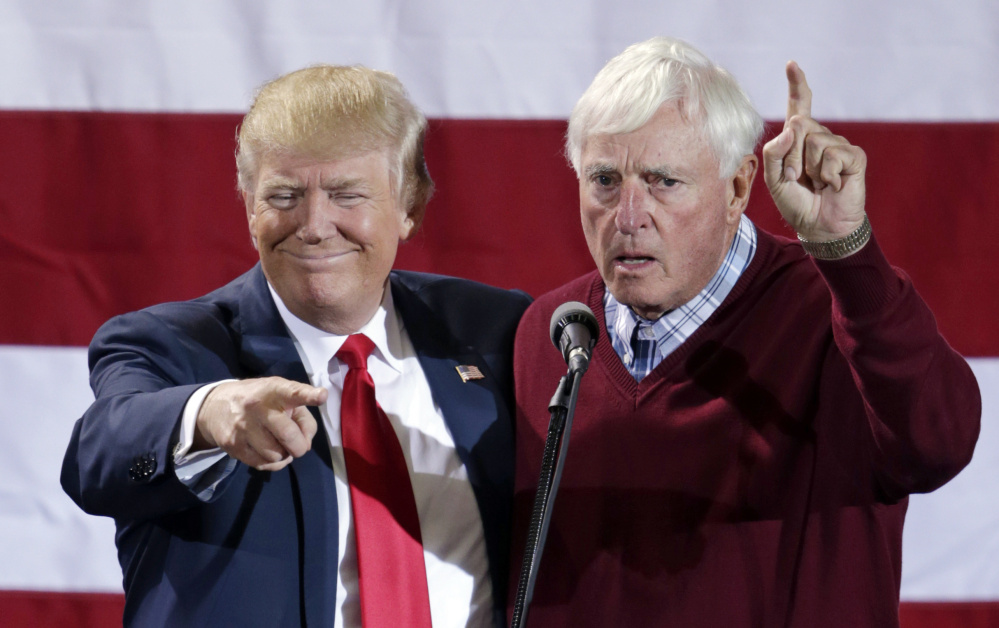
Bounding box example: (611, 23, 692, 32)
(814, 235, 982, 498)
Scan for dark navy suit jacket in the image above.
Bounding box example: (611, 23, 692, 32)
(61, 265, 531, 627)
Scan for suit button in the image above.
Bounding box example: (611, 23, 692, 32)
(128, 452, 158, 482)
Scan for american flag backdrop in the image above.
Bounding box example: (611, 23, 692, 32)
(1, 1, 997, 626)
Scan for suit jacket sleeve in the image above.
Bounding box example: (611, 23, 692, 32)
(61, 302, 244, 521)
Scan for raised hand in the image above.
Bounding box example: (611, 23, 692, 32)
(194, 376, 327, 471)
(762, 61, 867, 243)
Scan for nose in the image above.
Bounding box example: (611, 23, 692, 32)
(614, 181, 651, 235)
(296, 192, 335, 243)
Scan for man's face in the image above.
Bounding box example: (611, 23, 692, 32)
(579, 102, 751, 320)
(244, 149, 417, 334)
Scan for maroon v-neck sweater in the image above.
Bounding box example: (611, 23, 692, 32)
(511, 229, 980, 627)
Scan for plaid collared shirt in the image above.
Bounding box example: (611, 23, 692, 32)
(605, 214, 758, 381)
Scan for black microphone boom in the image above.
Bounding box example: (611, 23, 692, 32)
(549, 301, 599, 374)
(511, 301, 599, 628)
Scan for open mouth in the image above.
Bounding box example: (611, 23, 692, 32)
(616, 256, 653, 266)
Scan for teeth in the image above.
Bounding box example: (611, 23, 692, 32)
(620, 258, 649, 265)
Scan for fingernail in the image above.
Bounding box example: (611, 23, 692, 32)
(785, 166, 796, 181)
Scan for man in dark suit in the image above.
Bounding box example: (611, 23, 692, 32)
(61, 65, 531, 627)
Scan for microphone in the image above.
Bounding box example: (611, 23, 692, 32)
(549, 302, 599, 374)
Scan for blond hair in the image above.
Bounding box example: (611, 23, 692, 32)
(236, 65, 433, 214)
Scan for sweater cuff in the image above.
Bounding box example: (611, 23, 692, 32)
(812, 232, 902, 319)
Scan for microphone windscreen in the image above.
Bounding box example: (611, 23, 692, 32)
(549, 301, 599, 351)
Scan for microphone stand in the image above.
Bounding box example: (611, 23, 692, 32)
(510, 364, 585, 628)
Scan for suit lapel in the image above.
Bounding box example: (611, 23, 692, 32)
(235, 265, 339, 627)
(390, 273, 515, 611)
(231, 267, 515, 625)
(235, 266, 311, 382)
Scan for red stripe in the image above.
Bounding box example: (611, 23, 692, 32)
(0, 590, 123, 627)
(0, 592, 997, 627)
(2, 113, 997, 354)
(900, 601, 999, 628)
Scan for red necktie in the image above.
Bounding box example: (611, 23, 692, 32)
(336, 334, 433, 628)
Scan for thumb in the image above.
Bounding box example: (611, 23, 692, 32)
(762, 127, 794, 189)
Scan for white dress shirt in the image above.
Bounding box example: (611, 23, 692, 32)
(175, 283, 494, 628)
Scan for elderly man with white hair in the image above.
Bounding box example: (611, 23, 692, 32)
(512, 37, 980, 627)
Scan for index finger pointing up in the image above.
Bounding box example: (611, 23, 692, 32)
(785, 60, 812, 125)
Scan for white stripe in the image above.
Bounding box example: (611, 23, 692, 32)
(901, 357, 999, 600)
(1, 344, 997, 596)
(0, 345, 119, 592)
(0, 0, 996, 120)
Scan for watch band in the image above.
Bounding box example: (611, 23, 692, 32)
(797, 215, 872, 260)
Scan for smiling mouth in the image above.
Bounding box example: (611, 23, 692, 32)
(284, 249, 355, 261)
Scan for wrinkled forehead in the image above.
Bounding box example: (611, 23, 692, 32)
(253, 129, 393, 165)
(580, 103, 716, 170)
(248, 141, 397, 190)
(586, 95, 704, 141)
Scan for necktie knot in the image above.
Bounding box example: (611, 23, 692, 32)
(629, 322, 658, 381)
(337, 333, 376, 371)
(631, 322, 655, 351)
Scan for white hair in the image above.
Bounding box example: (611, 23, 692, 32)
(566, 37, 764, 178)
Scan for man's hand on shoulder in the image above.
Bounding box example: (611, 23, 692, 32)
(194, 377, 327, 471)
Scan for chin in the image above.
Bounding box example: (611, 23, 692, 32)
(284, 277, 338, 306)
(613, 289, 681, 320)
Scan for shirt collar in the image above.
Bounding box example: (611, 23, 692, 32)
(604, 214, 757, 371)
(267, 281, 406, 378)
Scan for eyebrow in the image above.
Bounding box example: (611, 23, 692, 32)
(259, 175, 301, 192)
(583, 163, 681, 179)
(583, 163, 617, 178)
(320, 176, 367, 191)
(258, 175, 368, 192)
(642, 165, 680, 180)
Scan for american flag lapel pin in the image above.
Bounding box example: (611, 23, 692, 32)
(455, 364, 485, 382)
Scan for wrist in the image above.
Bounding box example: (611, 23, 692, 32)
(190, 382, 233, 452)
(797, 214, 871, 260)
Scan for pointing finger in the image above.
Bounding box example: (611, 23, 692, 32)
(785, 60, 812, 125)
(271, 379, 329, 409)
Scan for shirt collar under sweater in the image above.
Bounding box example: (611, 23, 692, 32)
(604, 214, 758, 381)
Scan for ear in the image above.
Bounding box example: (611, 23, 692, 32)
(242, 189, 259, 251)
(725, 154, 758, 224)
(399, 201, 426, 242)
